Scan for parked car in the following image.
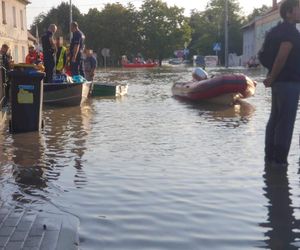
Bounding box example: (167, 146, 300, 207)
(168, 58, 183, 65)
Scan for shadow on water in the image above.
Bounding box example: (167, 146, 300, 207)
(260, 167, 300, 249)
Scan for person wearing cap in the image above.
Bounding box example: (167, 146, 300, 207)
(25, 45, 44, 65)
(70, 21, 85, 76)
(192, 67, 208, 81)
(41, 24, 57, 82)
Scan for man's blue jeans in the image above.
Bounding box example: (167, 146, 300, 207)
(265, 82, 300, 164)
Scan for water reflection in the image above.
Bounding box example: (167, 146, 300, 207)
(4, 101, 93, 204)
(44, 103, 92, 189)
(183, 100, 256, 127)
(11, 132, 47, 203)
(261, 167, 299, 249)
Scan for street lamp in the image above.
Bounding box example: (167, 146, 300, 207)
(224, 0, 229, 68)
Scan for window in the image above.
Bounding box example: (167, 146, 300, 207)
(21, 46, 25, 62)
(20, 10, 23, 30)
(12, 6, 16, 27)
(2, 1, 6, 24)
(14, 45, 18, 63)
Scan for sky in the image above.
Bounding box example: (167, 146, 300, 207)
(27, 0, 273, 28)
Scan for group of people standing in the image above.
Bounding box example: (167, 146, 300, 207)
(27, 21, 97, 83)
(42, 22, 85, 82)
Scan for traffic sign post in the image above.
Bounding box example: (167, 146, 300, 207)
(213, 43, 221, 52)
(213, 43, 221, 65)
(101, 48, 110, 72)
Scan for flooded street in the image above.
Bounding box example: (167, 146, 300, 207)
(1, 66, 300, 249)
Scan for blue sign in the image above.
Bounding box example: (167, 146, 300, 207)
(18, 85, 34, 90)
(213, 43, 221, 51)
(184, 48, 190, 56)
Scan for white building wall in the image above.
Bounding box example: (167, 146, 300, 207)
(242, 27, 255, 65)
(0, 0, 28, 63)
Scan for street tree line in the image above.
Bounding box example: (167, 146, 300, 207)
(30, 0, 271, 66)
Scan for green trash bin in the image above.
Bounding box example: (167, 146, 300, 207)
(9, 68, 45, 133)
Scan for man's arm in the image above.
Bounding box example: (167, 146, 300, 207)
(49, 36, 56, 52)
(91, 57, 97, 76)
(264, 41, 293, 87)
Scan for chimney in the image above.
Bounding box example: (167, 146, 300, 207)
(272, 0, 277, 9)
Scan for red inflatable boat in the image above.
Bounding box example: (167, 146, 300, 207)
(172, 74, 256, 105)
(122, 63, 157, 68)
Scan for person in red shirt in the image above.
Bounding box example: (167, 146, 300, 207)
(25, 45, 44, 64)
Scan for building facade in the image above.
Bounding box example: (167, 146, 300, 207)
(0, 0, 29, 64)
(0, 0, 29, 125)
(242, 1, 281, 65)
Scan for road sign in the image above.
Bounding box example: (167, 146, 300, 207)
(101, 48, 110, 57)
(213, 43, 221, 51)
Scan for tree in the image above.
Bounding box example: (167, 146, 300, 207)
(246, 5, 270, 22)
(189, 0, 244, 64)
(139, 0, 191, 66)
(95, 3, 142, 65)
(30, 2, 83, 43)
(81, 8, 102, 56)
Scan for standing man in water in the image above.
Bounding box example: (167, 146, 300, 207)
(264, 0, 300, 167)
(83, 49, 97, 81)
(42, 24, 57, 82)
(70, 21, 85, 76)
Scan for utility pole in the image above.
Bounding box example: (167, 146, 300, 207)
(70, 0, 73, 42)
(224, 0, 229, 68)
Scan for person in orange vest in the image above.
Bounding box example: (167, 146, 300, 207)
(25, 45, 43, 64)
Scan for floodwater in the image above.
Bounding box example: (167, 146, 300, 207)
(1, 66, 300, 249)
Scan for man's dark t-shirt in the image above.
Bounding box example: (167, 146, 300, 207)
(271, 22, 300, 83)
(41, 31, 54, 57)
(70, 30, 85, 59)
(84, 56, 97, 72)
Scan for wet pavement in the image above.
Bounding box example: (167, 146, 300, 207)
(0, 201, 79, 250)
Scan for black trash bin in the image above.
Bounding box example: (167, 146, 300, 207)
(9, 67, 45, 133)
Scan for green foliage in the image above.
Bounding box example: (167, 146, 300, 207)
(30, 0, 250, 66)
(96, 3, 141, 64)
(246, 5, 270, 22)
(189, 0, 244, 64)
(30, 2, 83, 42)
(140, 0, 191, 65)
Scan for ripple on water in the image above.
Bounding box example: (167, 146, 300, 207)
(1, 67, 300, 250)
